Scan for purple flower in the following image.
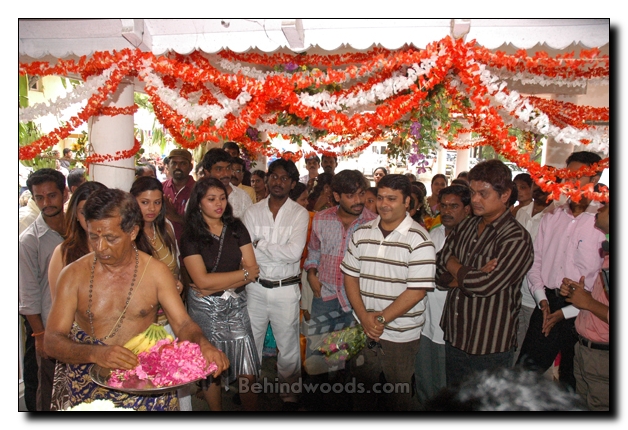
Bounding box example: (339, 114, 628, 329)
(285, 62, 298, 72)
(246, 127, 259, 141)
(410, 121, 422, 139)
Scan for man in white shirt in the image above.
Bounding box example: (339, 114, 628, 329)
(415, 184, 471, 407)
(243, 158, 310, 411)
(201, 148, 253, 219)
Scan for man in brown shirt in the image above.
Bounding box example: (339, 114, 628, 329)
(435, 160, 533, 388)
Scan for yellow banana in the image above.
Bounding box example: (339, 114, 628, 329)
(133, 336, 153, 354)
(124, 323, 161, 351)
(123, 332, 146, 351)
(144, 338, 157, 353)
(128, 324, 170, 355)
(166, 334, 174, 342)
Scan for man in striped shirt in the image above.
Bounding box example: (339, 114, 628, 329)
(435, 160, 533, 388)
(341, 174, 435, 411)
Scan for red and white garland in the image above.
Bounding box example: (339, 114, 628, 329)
(19, 36, 609, 201)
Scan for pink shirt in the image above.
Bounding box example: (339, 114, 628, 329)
(304, 206, 377, 312)
(575, 254, 609, 343)
(527, 201, 605, 319)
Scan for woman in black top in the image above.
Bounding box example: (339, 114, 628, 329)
(180, 177, 261, 411)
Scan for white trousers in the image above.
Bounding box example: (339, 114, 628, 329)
(246, 281, 301, 402)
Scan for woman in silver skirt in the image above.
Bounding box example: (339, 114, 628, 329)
(180, 177, 261, 411)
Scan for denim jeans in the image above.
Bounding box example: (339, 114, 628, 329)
(310, 297, 355, 332)
(305, 297, 355, 374)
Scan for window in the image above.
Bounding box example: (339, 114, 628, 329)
(28, 76, 42, 92)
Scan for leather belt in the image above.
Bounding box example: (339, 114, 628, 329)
(578, 334, 609, 351)
(210, 286, 246, 297)
(258, 275, 301, 289)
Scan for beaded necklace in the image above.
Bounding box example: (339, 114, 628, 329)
(86, 244, 139, 341)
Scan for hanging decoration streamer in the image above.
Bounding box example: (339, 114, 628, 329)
(19, 36, 609, 201)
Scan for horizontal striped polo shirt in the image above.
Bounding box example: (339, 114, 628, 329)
(341, 214, 436, 343)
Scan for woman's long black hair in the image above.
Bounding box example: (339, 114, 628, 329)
(307, 172, 333, 211)
(129, 176, 176, 257)
(61, 181, 108, 265)
(182, 177, 243, 244)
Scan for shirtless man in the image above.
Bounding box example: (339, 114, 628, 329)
(44, 188, 228, 410)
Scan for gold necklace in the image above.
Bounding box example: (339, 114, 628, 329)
(147, 224, 157, 246)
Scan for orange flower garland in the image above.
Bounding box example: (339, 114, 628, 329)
(19, 37, 609, 201)
(95, 105, 139, 116)
(18, 65, 127, 160)
(84, 137, 142, 166)
(526, 96, 609, 128)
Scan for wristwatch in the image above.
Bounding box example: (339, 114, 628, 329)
(243, 268, 249, 281)
(376, 315, 386, 325)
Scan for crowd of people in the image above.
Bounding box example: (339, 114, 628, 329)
(18, 143, 609, 412)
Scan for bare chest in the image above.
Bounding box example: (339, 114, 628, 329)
(75, 265, 158, 344)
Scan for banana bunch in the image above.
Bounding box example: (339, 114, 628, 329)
(123, 323, 174, 354)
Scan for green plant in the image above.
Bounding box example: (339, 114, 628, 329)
(386, 83, 467, 169)
(134, 93, 169, 155)
(19, 74, 53, 170)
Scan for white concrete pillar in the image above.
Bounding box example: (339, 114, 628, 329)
(436, 145, 447, 176)
(455, 144, 471, 177)
(87, 78, 135, 190)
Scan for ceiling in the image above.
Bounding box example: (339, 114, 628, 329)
(19, 18, 610, 63)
